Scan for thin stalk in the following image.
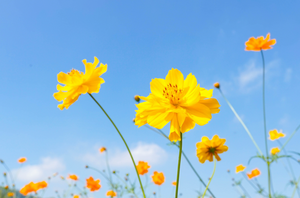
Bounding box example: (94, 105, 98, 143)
(291, 176, 300, 198)
(202, 156, 216, 198)
(280, 124, 300, 151)
(175, 133, 183, 198)
(145, 125, 216, 198)
(105, 151, 114, 189)
(260, 49, 271, 198)
(218, 88, 263, 156)
(89, 94, 146, 198)
(86, 166, 110, 180)
(239, 183, 251, 198)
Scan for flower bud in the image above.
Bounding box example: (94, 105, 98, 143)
(134, 95, 140, 102)
(214, 82, 220, 89)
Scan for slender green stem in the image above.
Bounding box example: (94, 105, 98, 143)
(260, 49, 271, 198)
(202, 156, 216, 198)
(89, 94, 146, 198)
(280, 124, 300, 151)
(291, 176, 300, 198)
(144, 125, 216, 198)
(218, 88, 263, 156)
(278, 140, 296, 181)
(239, 183, 251, 198)
(86, 166, 110, 180)
(175, 133, 183, 198)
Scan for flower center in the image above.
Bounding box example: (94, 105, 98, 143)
(162, 83, 183, 105)
(68, 69, 83, 77)
(209, 147, 216, 154)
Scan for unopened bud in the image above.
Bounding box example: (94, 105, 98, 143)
(153, 192, 156, 195)
(0, 159, 3, 163)
(112, 170, 116, 174)
(214, 82, 220, 89)
(134, 95, 140, 102)
(227, 170, 230, 173)
(3, 172, 7, 176)
(132, 118, 135, 123)
(85, 165, 89, 168)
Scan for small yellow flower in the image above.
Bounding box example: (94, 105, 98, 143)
(196, 135, 228, 163)
(7, 192, 14, 197)
(136, 161, 151, 175)
(54, 57, 107, 110)
(269, 129, 285, 141)
(247, 168, 260, 179)
(106, 190, 117, 197)
(172, 181, 177, 186)
(73, 195, 79, 198)
(235, 164, 246, 173)
(135, 68, 220, 142)
(270, 147, 280, 155)
(134, 95, 140, 102)
(152, 171, 165, 185)
(100, 147, 107, 153)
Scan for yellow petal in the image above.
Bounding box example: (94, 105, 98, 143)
(165, 68, 184, 89)
(150, 78, 166, 98)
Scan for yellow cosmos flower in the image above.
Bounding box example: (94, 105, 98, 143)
(235, 164, 246, 173)
(269, 129, 285, 141)
(270, 147, 280, 155)
(54, 57, 107, 110)
(196, 135, 228, 163)
(106, 190, 117, 197)
(135, 68, 220, 142)
(7, 192, 14, 197)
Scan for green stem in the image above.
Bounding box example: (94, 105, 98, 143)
(260, 49, 271, 198)
(202, 156, 216, 198)
(280, 124, 300, 151)
(291, 176, 300, 198)
(175, 133, 183, 198)
(145, 126, 216, 198)
(278, 140, 296, 181)
(105, 151, 114, 189)
(89, 94, 146, 198)
(86, 166, 110, 180)
(218, 88, 263, 156)
(239, 183, 251, 198)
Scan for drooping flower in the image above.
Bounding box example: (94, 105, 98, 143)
(172, 181, 177, 186)
(86, 176, 101, 192)
(136, 161, 151, 175)
(99, 147, 107, 153)
(152, 171, 165, 185)
(247, 168, 261, 179)
(7, 192, 14, 197)
(68, 174, 79, 181)
(235, 164, 246, 173)
(196, 135, 228, 163)
(135, 69, 220, 142)
(106, 190, 117, 197)
(270, 147, 280, 155)
(269, 129, 285, 141)
(245, 33, 276, 51)
(54, 57, 107, 110)
(18, 157, 27, 163)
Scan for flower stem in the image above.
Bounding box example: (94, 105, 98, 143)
(291, 176, 300, 198)
(202, 156, 216, 198)
(175, 133, 183, 198)
(89, 94, 146, 198)
(144, 125, 216, 198)
(218, 88, 263, 156)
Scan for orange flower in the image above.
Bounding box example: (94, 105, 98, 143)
(19, 181, 47, 196)
(152, 171, 165, 185)
(106, 190, 117, 197)
(270, 147, 280, 155)
(36, 181, 48, 190)
(7, 192, 14, 197)
(213, 82, 220, 89)
(86, 176, 101, 191)
(18, 157, 27, 163)
(74, 195, 80, 198)
(4, 185, 8, 189)
(247, 168, 261, 180)
(245, 33, 276, 51)
(235, 164, 246, 173)
(136, 161, 151, 175)
(68, 174, 79, 181)
(100, 147, 107, 153)
(172, 181, 177, 186)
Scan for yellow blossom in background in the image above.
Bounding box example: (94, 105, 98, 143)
(106, 190, 117, 197)
(100, 147, 107, 153)
(269, 129, 286, 141)
(245, 33, 276, 51)
(18, 157, 27, 163)
(172, 181, 177, 186)
(54, 57, 107, 110)
(135, 68, 220, 142)
(136, 161, 151, 175)
(152, 171, 165, 185)
(196, 135, 228, 163)
(235, 164, 246, 173)
(68, 174, 79, 181)
(7, 192, 14, 197)
(73, 195, 79, 198)
(247, 168, 261, 180)
(271, 147, 280, 155)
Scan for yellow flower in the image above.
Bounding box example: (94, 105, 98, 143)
(135, 68, 220, 142)
(270, 147, 280, 155)
(54, 57, 107, 110)
(99, 147, 107, 153)
(7, 192, 14, 197)
(196, 135, 228, 163)
(235, 164, 246, 173)
(73, 195, 79, 198)
(269, 129, 285, 141)
(106, 190, 117, 197)
(247, 168, 260, 179)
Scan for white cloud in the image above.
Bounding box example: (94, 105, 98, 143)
(82, 142, 167, 168)
(13, 157, 65, 182)
(284, 68, 292, 82)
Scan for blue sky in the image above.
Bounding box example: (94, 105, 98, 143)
(1, 0, 300, 197)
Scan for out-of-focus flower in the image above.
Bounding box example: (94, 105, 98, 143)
(152, 171, 165, 185)
(106, 190, 117, 197)
(270, 147, 280, 155)
(73, 195, 79, 198)
(20, 181, 47, 196)
(235, 164, 246, 173)
(7, 192, 14, 197)
(18, 157, 27, 163)
(196, 135, 228, 163)
(135, 68, 220, 142)
(4, 185, 8, 189)
(134, 95, 140, 102)
(68, 174, 79, 181)
(213, 82, 220, 89)
(172, 181, 177, 186)
(269, 129, 285, 141)
(136, 161, 151, 175)
(54, 57, 107, 110)
(86, 176, 101, 191)
(100, 147, 107, 153)
(247, 168, 261, 179)
(245, 33, 276, 51)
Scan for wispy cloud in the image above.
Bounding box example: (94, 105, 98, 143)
(284, 68, 292, 82)
(82, 142, 167, 168)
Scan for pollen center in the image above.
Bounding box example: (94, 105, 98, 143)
(162, 83, 183, 105)
(68, 69, 83, 77)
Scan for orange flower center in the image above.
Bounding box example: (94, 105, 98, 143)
(162, 83, 183, 105)
(68, 69, 83, 77)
